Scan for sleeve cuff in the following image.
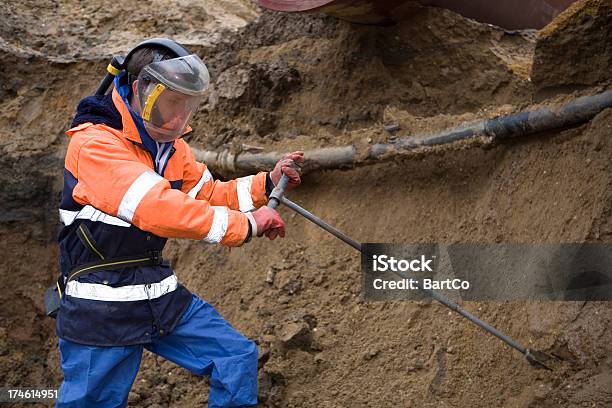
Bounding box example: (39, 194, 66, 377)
(244, 211, 257, 242)
(265, 172, 275, 197)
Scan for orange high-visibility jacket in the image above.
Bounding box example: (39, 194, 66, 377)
(64, 88, 268, 246)
(56, 85, 269, 346)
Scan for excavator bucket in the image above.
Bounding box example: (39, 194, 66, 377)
(254, 0, 577, 29)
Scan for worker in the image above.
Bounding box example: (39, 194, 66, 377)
(54, 38, 304, 407)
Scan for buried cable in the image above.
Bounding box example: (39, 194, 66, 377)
(194, 90, 612, 176)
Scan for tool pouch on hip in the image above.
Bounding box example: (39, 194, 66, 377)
(44, 277, 64, 318)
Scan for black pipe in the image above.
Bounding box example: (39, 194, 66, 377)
(371, 90, 612, 157)
(485, 90, 612, 139)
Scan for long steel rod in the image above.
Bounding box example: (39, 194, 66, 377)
(280, 196, 362, 251)
(281, 196, 536, 359)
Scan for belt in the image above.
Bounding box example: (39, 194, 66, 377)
(45, 223, 163, 318)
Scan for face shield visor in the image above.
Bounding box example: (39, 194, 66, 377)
(136, 54, 209, 142)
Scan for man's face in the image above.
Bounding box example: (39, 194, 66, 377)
(131, 79, 200, 142)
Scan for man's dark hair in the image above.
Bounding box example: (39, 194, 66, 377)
(126, 47, 177, 87)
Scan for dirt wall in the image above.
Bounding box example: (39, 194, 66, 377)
(0, 0, 610, 407)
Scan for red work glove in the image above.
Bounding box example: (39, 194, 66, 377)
(245, 206, 286, 240)
(270, 151, 304, 191)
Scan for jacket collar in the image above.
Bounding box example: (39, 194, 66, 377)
(110, 88, 143, 144)
(111, 73, 147, 145)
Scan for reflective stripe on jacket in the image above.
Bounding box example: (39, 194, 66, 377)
(57, 85, 268, 346)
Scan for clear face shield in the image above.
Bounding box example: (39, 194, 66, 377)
(135, 54, 210, 142)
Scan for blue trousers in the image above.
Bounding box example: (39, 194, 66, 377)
(56, 294, 258, 407)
